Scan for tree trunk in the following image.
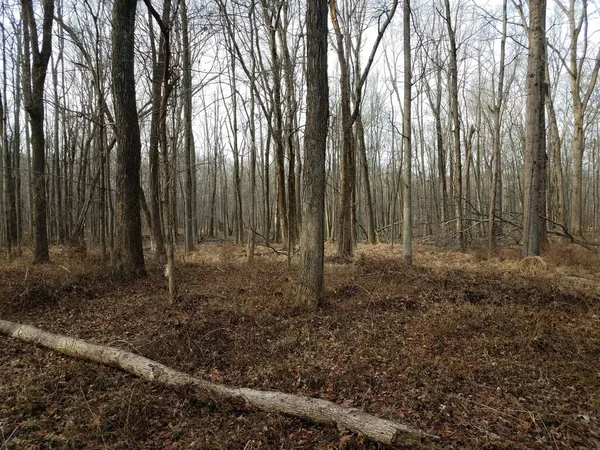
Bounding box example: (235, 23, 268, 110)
(544, 63, 566, 229)
(247, 16, 258, 262)
(522, 0, 546, 257)
(330, 0, 355, 258)
(279, 5, 298, 246)
(181, 0, 195, 252)
(21, 0, 54, 263)
(356, 116, 376, 244)
(261, 1, 288, 247)
(297, 0, 329, 309)
(1, 29, 17, 259)
(488, 0, 507, 249)
(112, 0, 146, 276)
(424, 53, 447, 227)
(147, 8, 166, 261)
(443, 0, 463, 249)
(13, 25, 23, 256)
(145, 0, 176, 300)
(402, 0, 412, 264)
(227, 30, 244, 245)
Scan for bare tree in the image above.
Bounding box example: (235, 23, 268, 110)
(21, 0, 54, 263)
(330, 0, 398, 258)
(297, 0, 328, 309)
(522, 0, 547, 256)
(554, 0, 600, 236)
(402, 0, 412, 264)
(488, 0, 507, 249)
(181, 0, 195, 252)
(112, 0, 146, 276)
(1, 21, 17, 259)
(145, 0, 177, 300)
(442, 0, 463, 248)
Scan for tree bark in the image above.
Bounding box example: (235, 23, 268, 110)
(247, 14, 258, 262)
(297, 0, 329, 309)
(356, 115, 377, 244)
(147, 7, 166, 261)
(279, 4, 299, 246)
(181, 0, 195, 252)
(522, 0, 547, 257)
(145, 0, 176, 300)
(226, 30, 244, 245)
(330, 0, 354, 258)
(544, 63, 566, 229)
(261, 0, 288, 247)
(21, 0, 54, 263)
(443, 0, 463, 249)
(112, 0, 146, 276)
(1, 30, 17, 259)
(402, 0, 412, 264)
(330, 0, 398, 258)
(488, 0, 507, 249)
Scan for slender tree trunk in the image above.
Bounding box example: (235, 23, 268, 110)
(263, 114, 271, 245)
(181, 0, 195, 252)
(522, 0, 546, 257)
(462, 124, 475, 242)
(146, 0, 176, 301)
(425, 58, 447, 226)
(227, 32, 244, 245)
(402, 0, 412, 264)
(488, 0, 507, 249)
(356, 116, 376, 244)
(261, 1, 288, 247)
(13, 26, 23, 256)
(148, 8, 166, 261)
(1, 25, 17, 259)
(279, 5, 298, 246)
(330, 0, 354, 258)
(247, 18, 258, 262)
(21, 0, 54, 263)
(545, 64, 566, 229)
(443, 0, 463, 249)
(52, 59, 63, 245)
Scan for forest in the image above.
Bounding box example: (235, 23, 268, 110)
(0, 0, 599, 448)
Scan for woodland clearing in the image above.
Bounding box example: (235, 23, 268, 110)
(0, 242, 599, 449)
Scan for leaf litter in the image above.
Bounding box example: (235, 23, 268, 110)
(0, 241, 599, 449)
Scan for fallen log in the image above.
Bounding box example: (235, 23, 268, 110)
(0, 319, 438, 448)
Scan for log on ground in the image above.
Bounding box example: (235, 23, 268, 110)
(0, 319, 439, 448)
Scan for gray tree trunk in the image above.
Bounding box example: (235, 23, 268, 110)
(297, 0, 329, 309)
(443, 0, 463, 249)
(21, 0, 54, 263)
(522, 0, 547, 257)
(181, 0, 195, 252)
(402, 0, 412, 264)
(488, 0, 507, 249)
(112, 0, 146, 276)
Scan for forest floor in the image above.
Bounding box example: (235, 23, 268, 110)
(0, 241, 599, 449)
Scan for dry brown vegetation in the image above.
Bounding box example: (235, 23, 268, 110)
(1, 241, 599, 449)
